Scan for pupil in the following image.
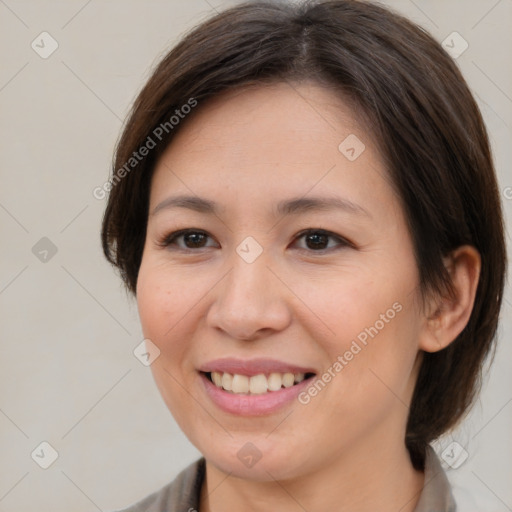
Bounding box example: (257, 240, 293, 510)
(307, 233, 327, 250)
(185, 232, 206, 248)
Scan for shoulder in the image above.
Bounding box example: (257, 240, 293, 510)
(111, 457, 205, 512)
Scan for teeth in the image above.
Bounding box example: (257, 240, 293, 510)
(249, 374, 268, 394)
(282, 373, 295, 387)
(232, 374, 249, 393)
(209, 371, 308, 394)
(221, 372, 233, 391)
(211, 371, 223, 387)
(267, 372, 283, 391)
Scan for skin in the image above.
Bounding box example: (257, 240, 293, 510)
(136, 81, 481, 512)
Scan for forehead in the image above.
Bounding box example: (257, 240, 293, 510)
(165, 81, 364, 158)
(149, 81, 395, 219)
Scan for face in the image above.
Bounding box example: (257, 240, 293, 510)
(136, 81, 425, 481)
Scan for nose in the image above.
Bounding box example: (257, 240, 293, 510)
(206, 253, 292, 341)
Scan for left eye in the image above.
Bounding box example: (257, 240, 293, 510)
(158, 228, 352, 252)
(292, 229, 351, 252)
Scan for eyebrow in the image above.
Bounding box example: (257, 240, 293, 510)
(151, 194, 371, 218)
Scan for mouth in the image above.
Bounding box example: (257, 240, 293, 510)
(197, 357, 318, 415)
(201, 370, 316, 395)
(199, 370, 317, 415)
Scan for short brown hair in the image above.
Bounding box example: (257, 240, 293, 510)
(101, 0, 507, 469)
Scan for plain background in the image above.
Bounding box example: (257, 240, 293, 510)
(0, 0, 511, 510)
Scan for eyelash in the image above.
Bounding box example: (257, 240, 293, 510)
(157, 228, 354, 254)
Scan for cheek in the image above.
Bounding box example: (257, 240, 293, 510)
(136, 276, 168, 341)
(296, 260, 420, 404)
(136, 261, 192, 358)
(290, 263, 411, 353)
(136, 262, 199, 425)
(137, 257, 192, 333)
(321, 295, 420, 415)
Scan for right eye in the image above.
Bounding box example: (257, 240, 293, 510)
(157, 229, 219, 251)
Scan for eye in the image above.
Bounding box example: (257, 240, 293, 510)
(157, 229, 218, 250)
(292, 229, 353, 252)
(157, 228, 353, 253)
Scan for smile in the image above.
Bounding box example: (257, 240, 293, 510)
(203, 371, 314, 394)
(198, 357, 318, 415)
(199, 372, 317, 416)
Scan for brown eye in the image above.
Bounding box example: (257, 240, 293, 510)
(304, 232, 329, 250)
(293, 229, 352, 252)
(158, 228, 352, 253)
(159, 229, 217, 250)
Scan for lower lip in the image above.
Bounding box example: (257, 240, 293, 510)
(199, 372, 314, 416)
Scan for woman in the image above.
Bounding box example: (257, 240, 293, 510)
(101, 1, 507, 510)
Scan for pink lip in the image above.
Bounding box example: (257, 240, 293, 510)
(198, 357, 316, 377)
(199, 371, 315, 416)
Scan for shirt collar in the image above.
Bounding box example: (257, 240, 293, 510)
(413, 445, 456, 511)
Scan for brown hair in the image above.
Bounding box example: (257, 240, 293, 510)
(101, 0, 507, 469)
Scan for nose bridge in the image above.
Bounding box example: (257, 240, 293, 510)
(228, 250, 269, 303)
(207, 245, 291, 339)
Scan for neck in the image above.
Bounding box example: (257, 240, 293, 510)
(199, 437, 425, 512)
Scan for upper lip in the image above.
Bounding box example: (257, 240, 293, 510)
(198, 358, 317, 377)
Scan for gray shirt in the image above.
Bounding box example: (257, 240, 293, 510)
(115, 446, 456, 511)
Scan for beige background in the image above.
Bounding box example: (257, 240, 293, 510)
(1, 0, 511, 510)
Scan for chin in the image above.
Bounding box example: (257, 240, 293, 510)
(198, 435, 312, 482)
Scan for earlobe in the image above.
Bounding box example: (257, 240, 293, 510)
(419, 245, 481, 353)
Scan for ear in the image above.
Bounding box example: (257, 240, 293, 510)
(419, 245, 481, 353)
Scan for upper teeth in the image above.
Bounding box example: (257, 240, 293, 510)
(210, 371, 306, 394)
